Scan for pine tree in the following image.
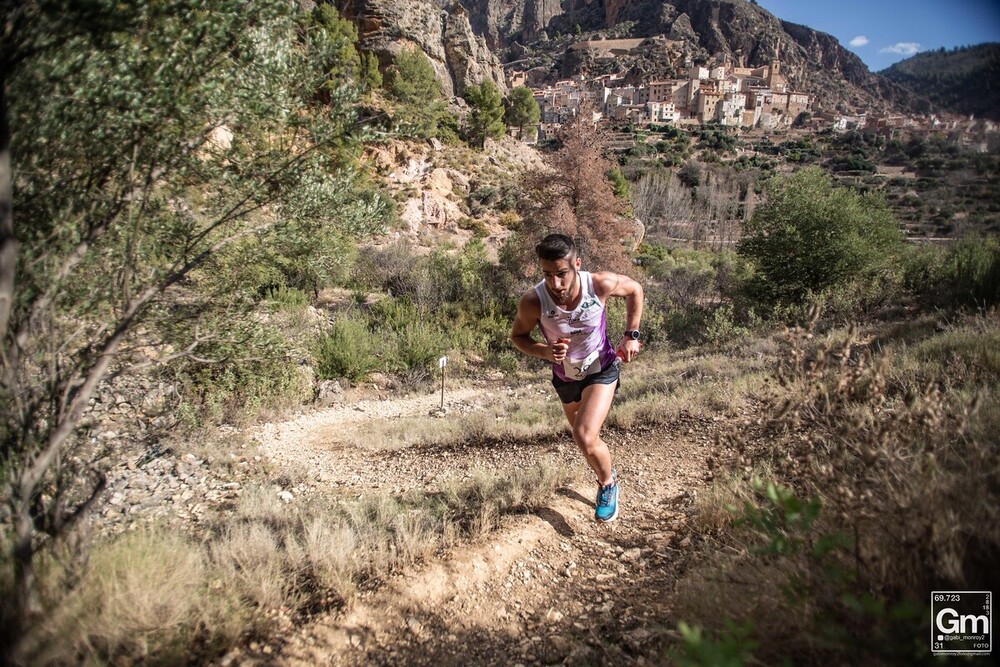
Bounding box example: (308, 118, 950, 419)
(360, 51, 382, 92)
(385, 46, 446, 138)
(312, 3, 361, 89)
(464, 80, 506, 147)
(505, 86, 541, 140)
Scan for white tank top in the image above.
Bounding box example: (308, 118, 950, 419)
(534, 271, 616, 381)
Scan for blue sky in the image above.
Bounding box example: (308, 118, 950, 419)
(754, 0, 1000, 71)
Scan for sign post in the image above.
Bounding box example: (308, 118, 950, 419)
(438, 356, 447, 411)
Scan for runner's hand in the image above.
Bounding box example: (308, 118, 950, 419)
(550, 338, 570, 363)
(616, 339, 642, 363)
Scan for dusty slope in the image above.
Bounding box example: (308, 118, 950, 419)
(238, 378, 724, 666)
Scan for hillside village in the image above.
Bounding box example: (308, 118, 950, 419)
(511, 37, 999, 150)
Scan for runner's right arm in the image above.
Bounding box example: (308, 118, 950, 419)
(511, 291, 568, 362)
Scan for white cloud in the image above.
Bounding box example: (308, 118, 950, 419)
(880, 42, 921, 55)
(849, 35, 869, 48)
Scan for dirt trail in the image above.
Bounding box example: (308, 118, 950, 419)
(255, 386, 491, 490)
(252, 384, 718, 666)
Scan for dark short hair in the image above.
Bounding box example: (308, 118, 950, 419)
(535, 233, 576, 261)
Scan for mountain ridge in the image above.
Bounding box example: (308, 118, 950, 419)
(880, 43, 1000, 121)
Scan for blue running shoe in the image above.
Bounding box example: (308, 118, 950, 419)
(595, 471, 620, 523)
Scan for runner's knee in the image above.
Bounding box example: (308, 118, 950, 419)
(573, 422, 601, 452)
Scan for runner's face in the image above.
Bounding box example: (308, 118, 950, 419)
(540, 254, 580, 305)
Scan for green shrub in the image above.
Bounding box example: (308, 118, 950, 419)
(170, 322, 311, 426)
(315, 314, 380, 381)
(662, 307, 709, 346)
(738, 167, 903, 312)
(635, 245, 758, 346)
(263, 285, 311, 311)
(900, 243, 949, 299)
(353, 241, 420, 296)
(704, 305, 749, 346)
(627, 142, 656, 157)
(642, 247, 718, 311)
(949, 236, 1000, 307)
(466, 184, 519, 216)
(452, 307, 514, 360)
(607, 166, 630, 200)
(388, 321, 448, 378)
(341, 241, 527, 376)
(786, 262, 906, 324)
(672, 620, 757, 667)
(678, 160, 701, 187)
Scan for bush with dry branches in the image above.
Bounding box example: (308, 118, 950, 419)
(755, 317, 997, 596)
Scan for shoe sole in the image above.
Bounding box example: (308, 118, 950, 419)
(595, 486, 620, 523)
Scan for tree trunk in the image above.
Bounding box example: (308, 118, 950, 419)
(0, 72, 16, 341)
(2, 67, 35, 666)
(8, 497, 39, 664)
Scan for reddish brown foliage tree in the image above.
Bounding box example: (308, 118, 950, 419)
(507, 115, 634, 278)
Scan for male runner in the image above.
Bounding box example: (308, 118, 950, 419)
(510, 233, 643, 522)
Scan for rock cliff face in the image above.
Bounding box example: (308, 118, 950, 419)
(443, 5, 509, 95)
(447, 0, 544, 49)
(437, 0, 617, 50)
(776, 19, 930, 114)
(335, 0, 506, 97)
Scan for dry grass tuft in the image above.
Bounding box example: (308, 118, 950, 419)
(235, 484, 298, 528)
(692, 470, 759, 537)
(344, 494, 438, 578)
(442, 457, 574, 537)
(210, 522, 297, 615)
(18, 529, 234, 666)
(300, 517, 358, 602)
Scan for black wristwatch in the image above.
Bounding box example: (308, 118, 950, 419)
(624, 329, 641, 341)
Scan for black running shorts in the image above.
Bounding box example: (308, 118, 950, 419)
(551, 358, 621, 404)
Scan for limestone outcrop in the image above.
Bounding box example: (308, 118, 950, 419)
(335, 0, 506, 97)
